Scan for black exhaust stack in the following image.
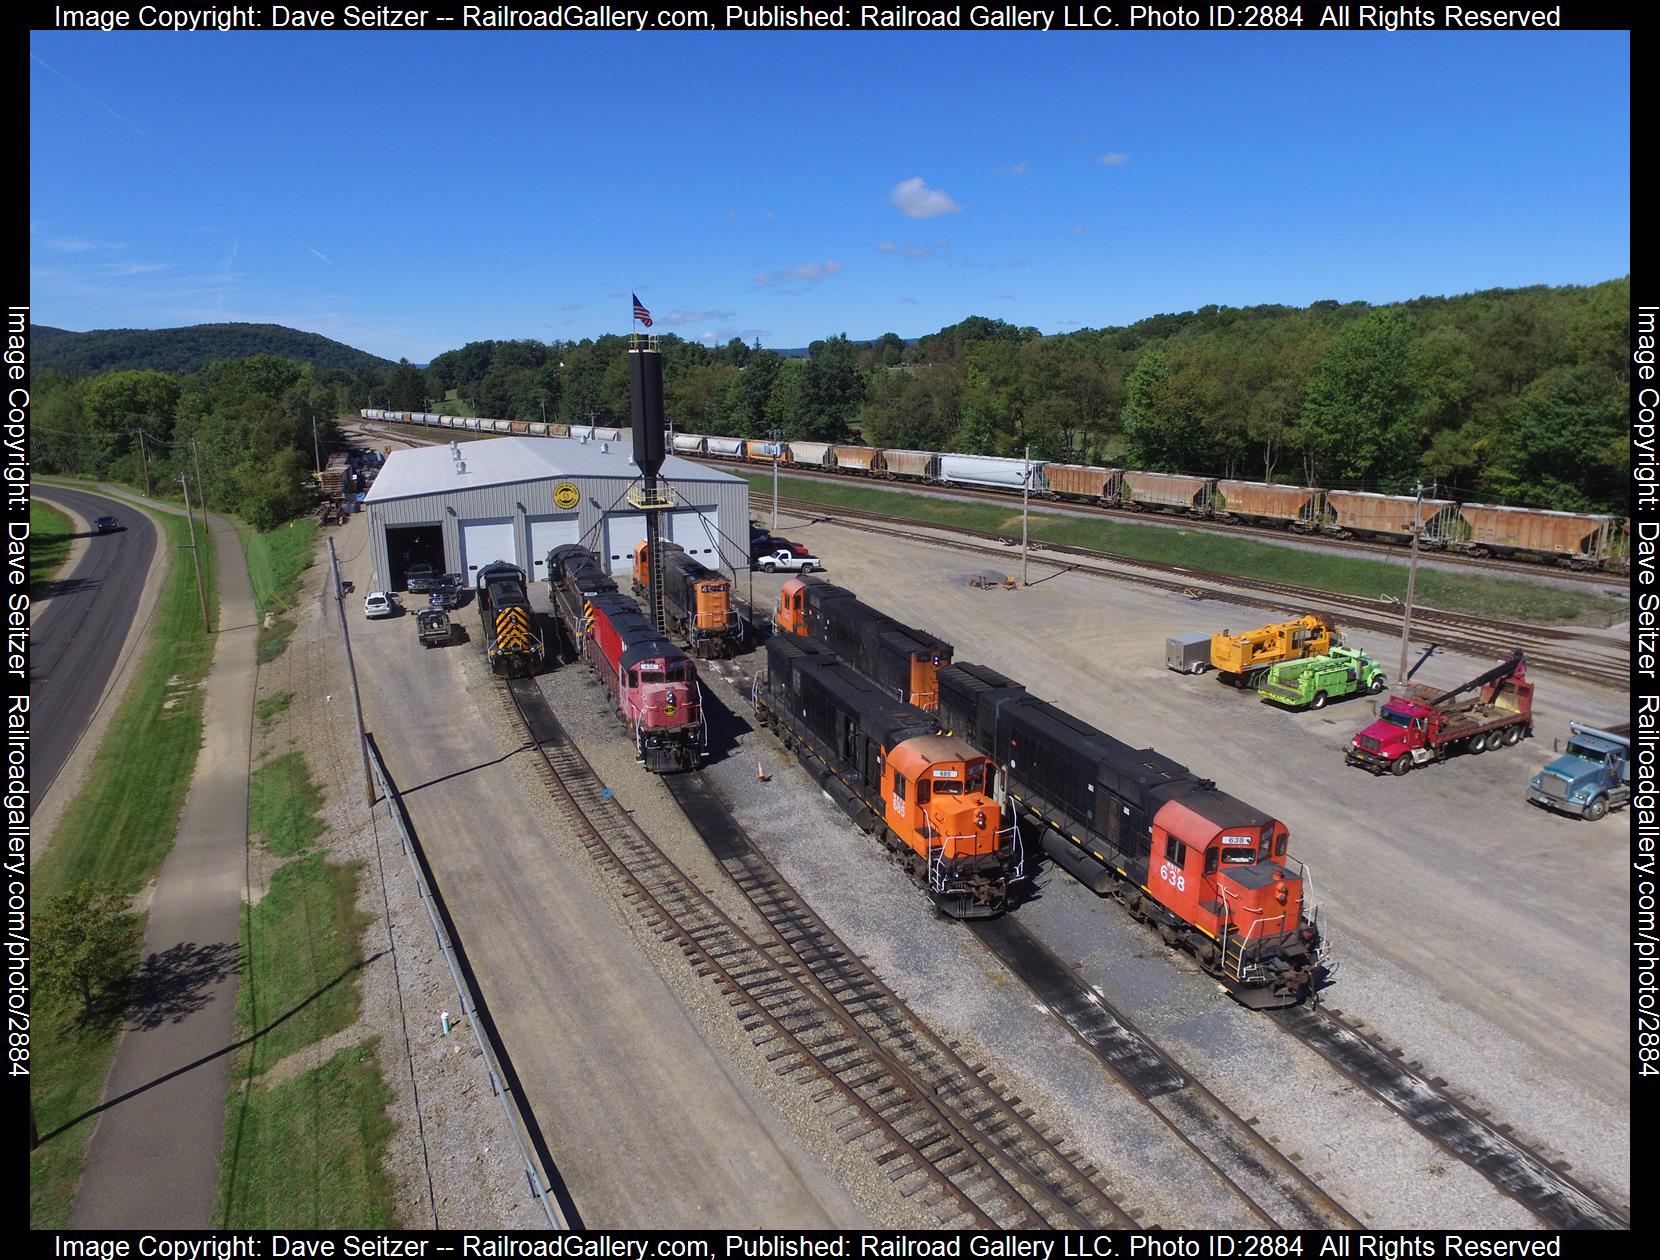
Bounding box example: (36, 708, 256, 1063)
(628, 342, 669, 631)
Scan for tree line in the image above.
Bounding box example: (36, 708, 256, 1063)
(420, 280, 1629, 513)
(30, 279, 1630, 520)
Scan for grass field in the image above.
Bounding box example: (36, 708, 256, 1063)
(742, 472, 1628, 626)
(29, 508, 217, 1228)
(235, 519, 316, 664)
(30, 499, 75, 586)
(249, 752, 327, 857)
(217, 1040, 397, 1228)
(235, 853, 369, 1080)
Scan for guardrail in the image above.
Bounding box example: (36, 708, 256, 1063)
(364, 733, 568, 1229)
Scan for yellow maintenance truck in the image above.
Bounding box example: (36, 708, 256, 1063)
(1210, 614, 1340, 688)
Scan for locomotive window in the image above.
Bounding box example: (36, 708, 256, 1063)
(1164, 837, 1187, 868)
(1204, 848, 1219, 876)
(916, 779, 931, 805)
(965, 764, 987, 795)
(626, 670, 638, 687)
(1275, 835, 1287, 857)
(894, 776, 907, 802)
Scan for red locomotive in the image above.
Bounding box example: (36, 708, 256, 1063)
(548, 546, 705, 773)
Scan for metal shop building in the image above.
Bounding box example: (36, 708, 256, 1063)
(363, 435, 750, 591)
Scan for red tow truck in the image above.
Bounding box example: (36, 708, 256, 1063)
(1345, 651, 1533, 777)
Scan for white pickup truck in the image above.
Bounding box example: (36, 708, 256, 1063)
(754, 548, 820, 574)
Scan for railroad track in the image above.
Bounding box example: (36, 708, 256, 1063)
(1269, 1004, 1628, 1230)
(724, 459, 1629, 590)
(503, 674, 1136, 1228)
(670, 761, 1355, 1230)
(778, 498, 1629, 692)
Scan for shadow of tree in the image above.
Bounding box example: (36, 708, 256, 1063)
(122, 940, 245, 1031)
(33, 575, 100, 601)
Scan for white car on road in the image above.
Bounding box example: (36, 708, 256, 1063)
(755, 548, 820, 574)
(364, 591, 397, 619)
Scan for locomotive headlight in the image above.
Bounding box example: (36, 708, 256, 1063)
(975, 809, 986, 830)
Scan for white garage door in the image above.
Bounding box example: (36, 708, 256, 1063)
(527, 514, 580, 577)
(601, 512, 647, 574)
(668, 506, 722, 564)
(460, 517, 517, 580)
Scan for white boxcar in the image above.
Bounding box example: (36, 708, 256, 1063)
(594, 427, 623, 443)
(706, 437, 745, 458)
(789, 441, 835, 468)
(528, 422, 548, 437)
(938, 453, 1036, 491)
(672, 433, 708, 455)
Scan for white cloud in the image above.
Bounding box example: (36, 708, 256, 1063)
(1069, 224, 1086, 237)
(306, 245, 341, 269)
(755, 260, 845, 287)
(1097, 152, 1129, 166)
(897, 296, 919, 305)
(42, 237, 126, 253)
(890, 177, 962, 219)
(995, 162, 1029, 176)
(660, 307, 737, 326)
(874, 241, 897, 253)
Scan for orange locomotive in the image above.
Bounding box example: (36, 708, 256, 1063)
(631, 539, 741, 658)
(775, 577, 953, 709)
(755, 633, 1022, 917)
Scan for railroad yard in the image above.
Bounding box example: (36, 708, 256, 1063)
(324, 439, 1629, 1230)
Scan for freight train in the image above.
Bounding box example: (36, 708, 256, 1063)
(755, 633, 1023, 918)
(360, 409, 1624, 571)
(475, 562, 545, 677)
(631, 540, 742, 658)
(938, 662, 1325, 1007)
(547, 544, 705, 772)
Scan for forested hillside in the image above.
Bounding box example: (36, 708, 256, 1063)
(417, 280, 1629, 513)
(31, 322, 396, 378)
(30, 280, 1630, 519)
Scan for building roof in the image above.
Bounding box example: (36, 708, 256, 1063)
(365, 435, 742, 503)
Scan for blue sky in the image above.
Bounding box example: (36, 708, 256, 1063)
(30, 30, 1629, 362)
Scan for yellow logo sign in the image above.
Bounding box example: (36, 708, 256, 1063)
(553, 482, 581, 511)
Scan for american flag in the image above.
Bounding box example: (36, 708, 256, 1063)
(632, 293, 653, 327)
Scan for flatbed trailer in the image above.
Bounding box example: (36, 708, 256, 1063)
(1347, 651, 1533, 776)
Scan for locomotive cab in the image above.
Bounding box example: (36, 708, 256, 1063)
(1148, 795, 1323, 1006)
(884, 735, 1021, 917)
(776, 577, 810, 635)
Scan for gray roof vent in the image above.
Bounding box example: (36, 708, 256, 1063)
(600, 441, 609, 453)
(455, 459, 467, 474)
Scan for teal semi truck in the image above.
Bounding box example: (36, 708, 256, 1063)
(1259, 647, 1387, 710)
(1527, 722, 1631, 820)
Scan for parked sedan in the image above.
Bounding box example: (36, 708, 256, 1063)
(364, 591, 397, 619)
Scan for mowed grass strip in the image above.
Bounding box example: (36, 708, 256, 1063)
(29, 508, 218, 1228)
(31, 499, 76, 586)
(236, 519, 316, 664)
(249, 752, 326, 856)
(236, 853, 369, 1080)
(746, 471, 1627, 626)
(217, 1040, 397, 1228)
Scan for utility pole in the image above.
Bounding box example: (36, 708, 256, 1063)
(540, 395, 548, 425)
(312, 414, 322, 473)
(191, 438, 208, 514)
(1020, 444, 1031, 587)
(137, 427, 152, 498)
(179, 474, 211, 634)
(329, 537, 377, 807)
(1397, 482, 1424, 682)
(769, 428, 783, 531)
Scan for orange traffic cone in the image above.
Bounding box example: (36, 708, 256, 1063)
(757, 761, 769, 782)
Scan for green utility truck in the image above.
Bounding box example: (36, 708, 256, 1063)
(1259, 647, 1387, 710)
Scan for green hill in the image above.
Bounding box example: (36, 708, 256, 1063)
(31, 322, 396, 378)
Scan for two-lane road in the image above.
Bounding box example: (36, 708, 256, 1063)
(31, 487, 159, 811)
